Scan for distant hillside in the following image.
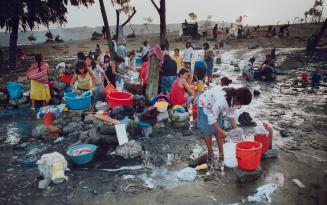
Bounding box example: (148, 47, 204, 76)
(0, 21, 226, 47)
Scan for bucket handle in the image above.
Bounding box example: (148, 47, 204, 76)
(236, 150, 261, 160)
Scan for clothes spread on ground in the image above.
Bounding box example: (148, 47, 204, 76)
(198, 86, 237, 125)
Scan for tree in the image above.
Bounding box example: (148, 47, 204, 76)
(150, 0, 166, 45)
(112, 0, 136, 43)
(99, 0, 115, 59)
(188, 12, 198, 22)
(0, 0, 95, 70)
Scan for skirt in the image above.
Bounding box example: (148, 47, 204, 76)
(197, 107, 224, 135)
(161, 76, 176, 93)
(30, 80, 51, 101)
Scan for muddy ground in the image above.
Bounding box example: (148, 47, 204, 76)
(0, 46, 327, 205)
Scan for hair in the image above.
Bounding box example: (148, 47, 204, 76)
(266, 54, 271, 58)
(77, 52, 85, 61)
(203, 42, 210, 49)
(35, 54, 43, 69)
(220, 77, 232, 86)
(223, 87, 252, 107)
(178, 68, 189, 77)
(249, 57, 255, 64)
(114, 56, 125, 63)
(128, 51, 136, 57)
(142, 54, 148, 63)
(104, 55, 110, 63)
(85, 55, 96, 69)
(174, 48, 179, 52)
(143, 41, 148, 46)
(75, 61, 88, 74)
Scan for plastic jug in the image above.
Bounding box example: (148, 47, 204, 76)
(223, 141, 238, 168)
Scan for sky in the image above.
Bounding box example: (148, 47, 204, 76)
(61, 0, 324, 29)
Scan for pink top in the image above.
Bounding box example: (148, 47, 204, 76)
(170, 78, 187, 105)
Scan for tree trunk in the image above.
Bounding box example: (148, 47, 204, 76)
(115, 9, 120, 44)
(99, 0, 115, 59)
(159, 0, 166, 46)
(313, 18, 327, 48)
(0, 48, 4, 73)
(9, 18, 19, 69)
(145, 55, 160, 102)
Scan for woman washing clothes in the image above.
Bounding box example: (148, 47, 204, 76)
(70, 61, 97, 94)
(85, 55, 109, 101)
(27, 54, 51, 110)
(170, 68, 195, 108)
(197, 86, 252, 160)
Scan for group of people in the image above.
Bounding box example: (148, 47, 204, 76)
(243, 53, 276, 81)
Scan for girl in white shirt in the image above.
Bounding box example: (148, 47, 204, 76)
(197, 86, 252, 160)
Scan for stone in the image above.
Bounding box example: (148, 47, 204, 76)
(80, 131, 89, 142)
(177, 167, 197, 181)
(99, 124, 116, 135)
(234, 166, 263, 183)
(38, 178, 51, 190)
(253, 90, 261, 96)
(62, 110, 83, 118)
(62, 122, 80, 135)
(53, 118, 64, 126)
(84, 114, 96, 124)
(32, 125, 48, 138)
(280, 130, 289, 138)
(71, 117, 82, 122)
(262, 149, 279, 159)
(93, 119, 104, 128)
(115, 140, 143, 159)
(189, 152, 208, 167)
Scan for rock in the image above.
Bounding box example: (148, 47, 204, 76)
(234, 166, 263, 183)
(253, 90, 261, 96)
(84, 114, 96, 124)
(280, 130, 289, 138)
(80, 131, 89, 142)
(99, 124, 116, 135)
(32, 125, 48, 138)
(115, 140, 143, 159)
(71, 117, 82, 122)
(238, 112, 256, 126)
(52, 118, 64, 126)
(177, 167, 197, 181)
(62, 110, 83, 118)
(38, 178, 51, 190)
(63, 122, 80, 135)
(93, 119, 104, 128)
(87, 128, 118, 144)
(248, 44, 260, 49)
(189, 152, 208, 167)
(262, 148, 279, 159)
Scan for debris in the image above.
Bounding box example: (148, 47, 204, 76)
(115, 123, 129, 145)
(54, 137, 65, 143)
(6, 127, 20, 144)
(280, 130, 289, 138)
(101, 165, 144, 172)
(196, 164, 208, 171)
(210, 195, 217, 202)
(238, 112, 256, 126)
(234, 166, 263, 183)
(114, 140, 143, 159)
(38, 178, 51, 190)
(189, 144, 208, 166)
(262, 148, 279, 159)
(36, 152, 68, 184)
(292, 179, 305, 188)
(177, 167, 196, 181)
(253, 90, 261, 96)
(265, 172, 285, 187)
(32, 125, 48, 138)
(95, 101, 108, 111)
(246, 183, 278, 203)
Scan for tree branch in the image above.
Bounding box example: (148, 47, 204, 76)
(121, 7, 136, 26)
(150, 0, 160, 13)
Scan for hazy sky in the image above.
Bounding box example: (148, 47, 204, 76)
(63, 0, 324, 28)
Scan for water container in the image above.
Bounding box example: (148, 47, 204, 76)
(223, 142, 238, 168)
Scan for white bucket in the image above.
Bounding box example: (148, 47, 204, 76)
(223, 142, 238, 168)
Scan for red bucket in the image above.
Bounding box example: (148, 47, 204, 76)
(43, 112, 56, 126)
(106, 91, 134, 108)
(236, 141, 262, 171)
(192, 105, 198, 120)
(254, 134, 269, 154)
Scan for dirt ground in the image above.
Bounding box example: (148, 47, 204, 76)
(1, 23, 327, 205)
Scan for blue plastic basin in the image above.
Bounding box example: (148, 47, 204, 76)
(64, 91, 92, 110)
(66, 144, 97, 165)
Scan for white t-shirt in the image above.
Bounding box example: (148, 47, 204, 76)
(124, 57, 136, 70)
(199, 86, 237, 125)
(183, 47, 193, 63)
(141, 45, 150, 57)
(93, 65, 105, 85)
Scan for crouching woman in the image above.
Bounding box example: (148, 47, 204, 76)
(197, 86, 252, 160)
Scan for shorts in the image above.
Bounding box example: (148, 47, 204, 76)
(197, 107, 231, 135)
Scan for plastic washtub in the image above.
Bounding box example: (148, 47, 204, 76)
(106, 91, 134, 108)
(66, 144, 97, 165)
(64, 91, 92, 110)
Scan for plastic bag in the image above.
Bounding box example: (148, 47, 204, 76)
(226, 128, 245, 142)
(36, 152, 68, 184)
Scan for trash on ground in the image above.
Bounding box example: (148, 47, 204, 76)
(292, 178, 306, 188)
(246, 183, 278, 203)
